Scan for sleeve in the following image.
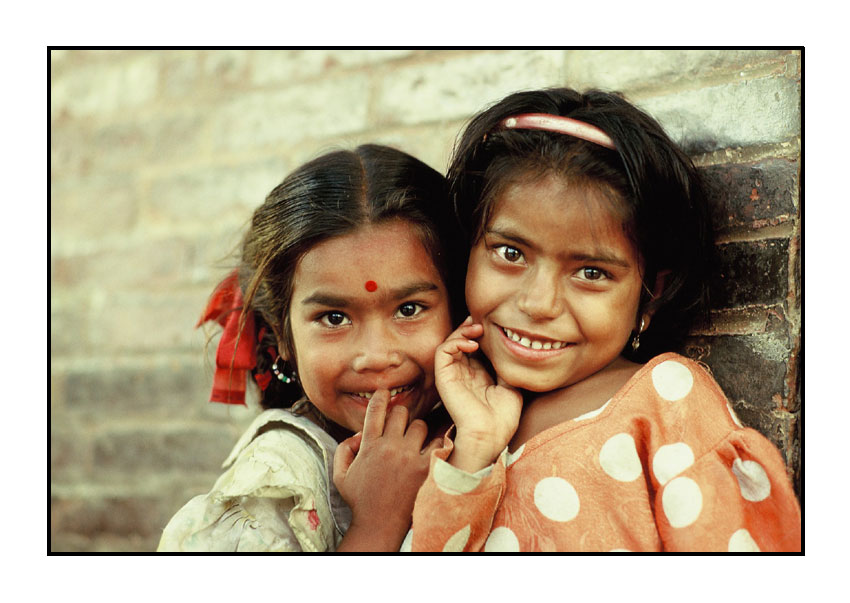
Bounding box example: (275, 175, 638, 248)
(650, 406, 801, 551)
(651, 362, 802, 552)
(157, 428, 340, 552)
(410, 433, 509, 552)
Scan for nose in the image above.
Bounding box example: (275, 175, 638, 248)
(351, 320, 404, 373)
(516, 266, 564, 321)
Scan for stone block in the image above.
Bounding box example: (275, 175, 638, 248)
(250, 49, 415, 85)
(710, 238, 789, 308)
(374, 50, 568, 126)
(87, 290, 209, 354)
(93, 424, 239, 473)
(209, 75, 370, 151)
(564, 49, 789, 92)
(51, 52, 160, 121)
(638, 77, 801, 153)
(143, 159, 286, 228)
(701, 158, 798, 233)
(61, 360, 209, 418)
(51, 176, 140, 245)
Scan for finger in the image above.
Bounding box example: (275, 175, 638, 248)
(361, 389, 390, 441)
(404, 418, 428, 446)
(384, 403, 409, 437)
(332, 435, 359, 489)
(438, 336, 479, 358)
(458, 322, 484, 339)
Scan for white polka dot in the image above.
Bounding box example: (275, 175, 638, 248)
(399, 529, 413, 552)
(442, 525, 471, 552)
(599, 432, 643, 482)
(534, 477, 580, 522)
(652, 442, 695, 486)
(651, 360, 694, 401)
(507, 444, 525, 466)
(662, 476, 703, 528)
(433, 459, 482, 494)
(574, 399, 611, 421)
(728, 528, 761, 552)
(484, 526, 520, 552)
(727, 401, 743, 427)
(732, 459, 771, 501)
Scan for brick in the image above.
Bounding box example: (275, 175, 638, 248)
(201, 49, 250, 87)
(52, 491, 176, 539)
(93, 424, 239, 473)
(709, 238, 789, 308)
(701, 159, 798, 233)
(638, 77, 800, 153)
(61, 360, 210, 418)
(51, 52, 159, 121)
(88, 290, 209, 354)
(51, 237, 194, 291)
(682, 329, 800, 464)
(50, 296, 92, 356)
(51, 427, 94, 480)
(160, 50, 202, 99)
(209, 75, 370, 150)
(51, 176, 140, 243)
(374, 50, 567, 126)
(144, 159, 283, 227)
(250, 49, 414, 85)
(564, 49, 789, 92)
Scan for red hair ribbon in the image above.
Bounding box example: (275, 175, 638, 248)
(196, 270, 257, 405)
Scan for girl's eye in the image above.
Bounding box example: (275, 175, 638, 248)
(319, 311, 351, 327)
(577, 267, 608, 281)
(495, 245, 524, 263)
(395, 302, 424, 318)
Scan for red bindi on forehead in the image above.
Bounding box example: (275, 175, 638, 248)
(364, 280, 378, 292)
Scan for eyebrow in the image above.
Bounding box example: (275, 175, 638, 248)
(300, 281, 440, 308)
(486, 227, 631, 268)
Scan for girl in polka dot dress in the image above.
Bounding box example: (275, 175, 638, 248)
(408, 88, 802, 552)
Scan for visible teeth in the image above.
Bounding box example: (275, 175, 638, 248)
(354, 385, 411, 399)
(503, 327, 567, 350)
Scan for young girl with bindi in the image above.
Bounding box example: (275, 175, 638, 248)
(409, 88, 802, 552)
(158, 144, 465, 552)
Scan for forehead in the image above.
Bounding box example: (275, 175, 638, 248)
(489, 174, 637, 258)
(293, 219, 443, 293)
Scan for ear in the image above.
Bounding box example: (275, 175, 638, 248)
(638, 269, 670, 332)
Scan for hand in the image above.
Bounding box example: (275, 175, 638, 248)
(333, 389, 442, 552)
(435, 317, 522, 473)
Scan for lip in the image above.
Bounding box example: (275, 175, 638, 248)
(344, 380, 419, 408)
(494, 323, 574, 360)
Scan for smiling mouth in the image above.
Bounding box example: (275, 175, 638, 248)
(349, 383, 415, 400)
(501, 326, 571, 350)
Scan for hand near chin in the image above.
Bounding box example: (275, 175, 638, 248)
(435, 317, 522, 474)
(333, 389, 442, 552)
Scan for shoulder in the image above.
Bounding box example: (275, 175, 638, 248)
(615, 352, 742, 446)
(222, 408, 338, 469)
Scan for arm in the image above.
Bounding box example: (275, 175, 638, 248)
(405, 318, 522, 551)
(333, 389, 441, 552)
(158, 426, 339, 552)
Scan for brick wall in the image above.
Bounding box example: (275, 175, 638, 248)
(50, 49, 801, 552)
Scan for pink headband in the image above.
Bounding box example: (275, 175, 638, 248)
(499, 113, 616, 150)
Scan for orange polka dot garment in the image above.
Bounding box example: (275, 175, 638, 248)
(410, 353, 801, 552)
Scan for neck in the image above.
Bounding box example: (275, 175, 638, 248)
(509, 355, 642, 450)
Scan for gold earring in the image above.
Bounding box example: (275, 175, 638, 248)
(631, 318, 646, 352)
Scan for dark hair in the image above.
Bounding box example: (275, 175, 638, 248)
(448, 88, 714, 361)
(230, 144, 465, 409)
